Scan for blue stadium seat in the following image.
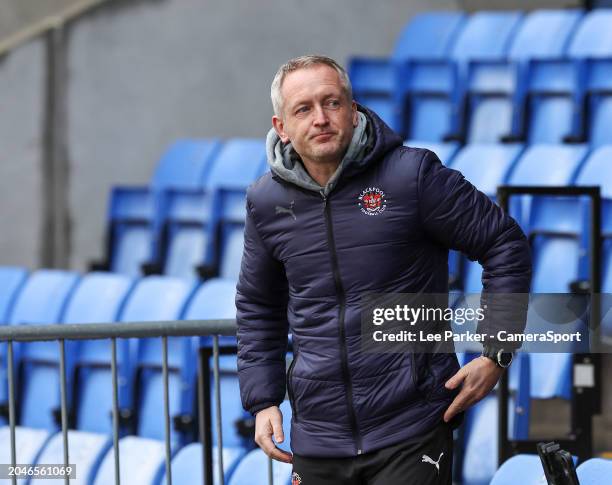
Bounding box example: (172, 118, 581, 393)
(566, 9, 612, 59)
(0, 267, 28, 322)
(209, 139, 266, 280)
(574, 145, 612, 336)
(159, 139, 265, 279)
(160, 443, 245, 485)
(217, 224, 245, 280)
(105, 186, 158, 277)
(102, 140, 221, 276)
(93, 436, 166, 485)
(392, 12, 465, 60)
(185, 278, 237, 348)
(564, 9, 612, 148)
(118, 276, 195, 443)
(8, 270, 80, 327)
(151, 140, 222, 190)
(398, 11, 523, 142)
(578, 58, 612, 148)
(228, 449, 292, 485)
(452, 144, 524, 197)
(64, 273, 134, 433)
(228, 448, 292, 485)
(508, 144, 588, 291)
(350, 12, 465, 131)
(462, 395, 499, 484)
(513, 10, 612, 144)
(8, 270, 80, 430)
(515, 141, 587, 182)
(403, 140, 460, 166)
(30, 431, 110, 485)
(182, 279, 241, 448)
(464, 10, 582, 143)
(576, 458, 612, 484)
(0, 270, 79, 474)
(574, 145, 612, 232)
(0, 426, 51, 471)
(506, 144, 588, 230)
(0, 267, 28, 423)
(490, 454, 546, 484)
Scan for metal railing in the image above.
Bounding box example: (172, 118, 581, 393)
(0, 318, 261, 485)
(0, 0, 108, 58)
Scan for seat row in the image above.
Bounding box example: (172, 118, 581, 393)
(351, 9, 612, 148)
(98, 138, 267, 279)
(0, 267, 537, 484)
(0, 266, 309, 484)
(0, 261, 598, 484)
(102, 136, 612, 301)
(0, 268, 247, 439)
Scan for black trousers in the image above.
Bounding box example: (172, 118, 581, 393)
(291, 422, 453, 485)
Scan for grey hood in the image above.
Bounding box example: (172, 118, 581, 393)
(266, 111, 370, 196)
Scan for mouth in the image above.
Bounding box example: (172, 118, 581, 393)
(311, 132, 336, 141)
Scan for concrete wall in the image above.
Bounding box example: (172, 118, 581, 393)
(0, 0, 83, 41)
(0, 40, 45, 268)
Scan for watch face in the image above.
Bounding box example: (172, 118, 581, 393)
(498, 351, 513, 367)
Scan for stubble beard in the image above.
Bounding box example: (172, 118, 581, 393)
(304, 135, 351, 166)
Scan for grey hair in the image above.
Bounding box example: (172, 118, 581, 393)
(270, 55, 353, 117)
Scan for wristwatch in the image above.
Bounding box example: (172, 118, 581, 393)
(482, 346, 513, 368)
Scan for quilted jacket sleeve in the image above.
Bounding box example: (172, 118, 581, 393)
(236, 197, 289, 415)
(417, 150, 532, 349)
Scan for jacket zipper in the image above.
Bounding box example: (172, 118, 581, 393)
(287, 352, 298, 421)
(322, 194, 363, 455)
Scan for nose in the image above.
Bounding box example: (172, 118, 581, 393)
(312, 104, 329, 126)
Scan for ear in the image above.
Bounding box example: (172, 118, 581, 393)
(351, 100, 358, 127)
(272, 115, 290, 144)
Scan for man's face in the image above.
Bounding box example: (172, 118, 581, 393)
(272, 65, 358, 167)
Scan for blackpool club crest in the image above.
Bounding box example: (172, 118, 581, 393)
(358, 187, 387, 216)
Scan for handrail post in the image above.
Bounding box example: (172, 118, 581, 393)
(198, 346, 213, 485)
(7, 340, 17, 485)
(162, 336, 173, 485)
(58, 339, 70, 485)
(213, 336, 224, 485)
(111, 337, 121, 485)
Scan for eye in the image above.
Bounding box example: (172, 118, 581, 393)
(295, 106, 310, 115)
(326, 98, 341, 108)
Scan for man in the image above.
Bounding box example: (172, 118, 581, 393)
(236, 55, 531, 484)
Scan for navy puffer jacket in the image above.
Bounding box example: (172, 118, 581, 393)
(236, 107, 531, 458)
